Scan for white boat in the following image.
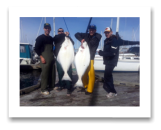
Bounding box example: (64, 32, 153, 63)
(94, 47, 140, 72)
(94, 17, 140, 72)
(94, 56, 140, 72)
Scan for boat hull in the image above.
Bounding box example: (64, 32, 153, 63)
(94, 57, 139, 72)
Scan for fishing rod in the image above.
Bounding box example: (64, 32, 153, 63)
(86, 17, 92, 33)
(63, 17, 70, 36)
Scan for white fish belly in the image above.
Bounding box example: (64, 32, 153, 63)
(75, 42, 90, 83)
(57, 37, 74, 80)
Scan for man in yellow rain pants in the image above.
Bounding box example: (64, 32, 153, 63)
(75, 24, 102, 95)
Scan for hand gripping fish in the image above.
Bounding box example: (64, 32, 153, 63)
(57, 37, 74, 81)
(74, 41, 90, 87)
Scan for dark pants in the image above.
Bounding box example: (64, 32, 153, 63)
(39, 43, 56, 92)
(40, 60, 56, 92)
(103, 64, 117, 94)
(56, 60, 72, 90)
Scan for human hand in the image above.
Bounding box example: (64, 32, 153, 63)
(64, 32, 69, 36)
(40, 56, 46, 64)
(80, 39, 85, 49)
(81, 39, 85, 43)
(98, 50, 103, 55)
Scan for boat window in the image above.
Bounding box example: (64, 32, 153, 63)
(29, 45, 33, 54)
(20, 45, 26, 53)
(127, 48, 132, 52)
(127, 47, 140, 53)
(119, 48, 128, 53)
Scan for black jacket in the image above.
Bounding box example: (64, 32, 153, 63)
(75, 32, 102, 60)
(34, 34, 53, 56)
(117, 33, 140, 46)
(99, 35, 119, 66)
(53, 34, 74, 57)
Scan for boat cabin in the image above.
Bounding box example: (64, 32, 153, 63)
(20, 43, 33, 64)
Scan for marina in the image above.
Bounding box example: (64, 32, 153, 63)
(20, 17, 140, 106)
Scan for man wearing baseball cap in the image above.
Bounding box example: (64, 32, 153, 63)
(35, 23, 56, 95)
(75, 24, 102, 95)
(98, 27, 119, 98)
(98, 26, 139, 98)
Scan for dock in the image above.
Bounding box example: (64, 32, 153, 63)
(20, 63, 41, 70)
(20, 69, 140, 106)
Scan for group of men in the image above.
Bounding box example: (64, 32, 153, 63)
(35, 23, 138, 98)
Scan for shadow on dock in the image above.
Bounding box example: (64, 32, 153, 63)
(89, 82, 99, 106)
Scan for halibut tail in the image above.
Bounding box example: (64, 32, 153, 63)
(62, 73, 72, 81)
(75, 79, 83, 87)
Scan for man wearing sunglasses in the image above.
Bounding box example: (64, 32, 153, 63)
(75, 24, 102, 95)
(35, 23, 56, 95)
(53, 28, 74, 96)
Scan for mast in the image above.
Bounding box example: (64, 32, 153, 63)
(34, 17, 43, 47)
(21, 20, 24, 43)
(53, 17, 55, 36)
(101, 31, 102, 50)
(110, 18, 113, 29)
(20, 20, 21, 43)
(44, 17, 46, 23)
(27, 35, 29, 43)
(116, 17, 120, 36)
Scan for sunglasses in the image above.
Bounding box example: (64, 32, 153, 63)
(45, 27, 51, 29)
(58, 31, 64, 32)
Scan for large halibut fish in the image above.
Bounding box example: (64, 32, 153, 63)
(57, 37, 74, 81)
(74, 41, 90, 87)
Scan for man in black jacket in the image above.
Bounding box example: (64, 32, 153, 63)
(35, 23, 55, 95)
(98, 27, 139, 98)
(53, 28, 74, 96)
(75, 24, 102, 95)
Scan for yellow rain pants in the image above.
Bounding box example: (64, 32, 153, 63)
(82, 60, 95, 93)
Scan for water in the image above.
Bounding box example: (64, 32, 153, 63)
(20, 70, 41, 89)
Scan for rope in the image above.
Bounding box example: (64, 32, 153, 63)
(63, 17, 70, 36)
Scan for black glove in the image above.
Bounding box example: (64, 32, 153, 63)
(98, 50, 103, 56)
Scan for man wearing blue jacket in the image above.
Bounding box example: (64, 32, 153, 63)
(98, 27, 118, 98)
(98, 27, 139, 98)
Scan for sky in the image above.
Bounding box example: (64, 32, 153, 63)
(8, 6, 151, 118)
(20, 17, 140, 49)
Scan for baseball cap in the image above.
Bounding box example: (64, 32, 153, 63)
(44, 23, 51, 28)
(104, 27, 112, 33)
(88, 24, 97, 30)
